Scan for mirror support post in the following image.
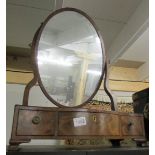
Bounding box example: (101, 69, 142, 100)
(22, 25, 42, 106)
(22, 77, 37, 106)
(104, 62, 118, 111)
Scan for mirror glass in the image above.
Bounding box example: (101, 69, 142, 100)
(37, 10, 104, 107)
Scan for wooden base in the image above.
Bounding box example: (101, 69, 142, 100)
(9, 105, 146, 150)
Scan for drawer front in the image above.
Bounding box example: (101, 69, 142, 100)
(17, 109, 56, 136)
(58, 112, 120, 136)
(121, 115, 144, 136)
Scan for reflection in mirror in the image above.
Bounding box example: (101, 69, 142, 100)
(37, 11, 104, 107)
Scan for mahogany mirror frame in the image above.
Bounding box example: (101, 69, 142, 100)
(22, 7, 116, 110)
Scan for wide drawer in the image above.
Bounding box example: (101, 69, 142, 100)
(58, 112, 120, 136)
(17, 109, 56, 136)
(121, 115, 144, 136)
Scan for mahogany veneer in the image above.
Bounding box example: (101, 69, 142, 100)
(9, 105, 145, 150)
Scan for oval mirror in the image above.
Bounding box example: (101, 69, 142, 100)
(34, 8, 105, 107)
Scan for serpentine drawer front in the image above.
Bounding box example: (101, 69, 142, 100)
(121, 115, 144, 136)
(17, 109, 56, 136)
(58, 112, 120, 136)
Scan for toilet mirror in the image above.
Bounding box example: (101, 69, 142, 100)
(34, 8, 105, 107)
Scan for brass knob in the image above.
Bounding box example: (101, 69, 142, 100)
(32, 116, 41, 124)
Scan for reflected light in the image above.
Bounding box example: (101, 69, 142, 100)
(87, 70, 101, 76)
(95, 37, 100, 44)
(37, 55, 72, 67)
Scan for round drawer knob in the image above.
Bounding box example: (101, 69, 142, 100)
(32, 116, 41, 124)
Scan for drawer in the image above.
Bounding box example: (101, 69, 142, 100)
(58, 112, 120, 136)
(17, 109, 56, 136)
(121, 115, 144, 136)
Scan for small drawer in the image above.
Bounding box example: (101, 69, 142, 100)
(17, 109, 56, 136)
(58, 112, 120, 136)
(121, 115, 144, 136)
